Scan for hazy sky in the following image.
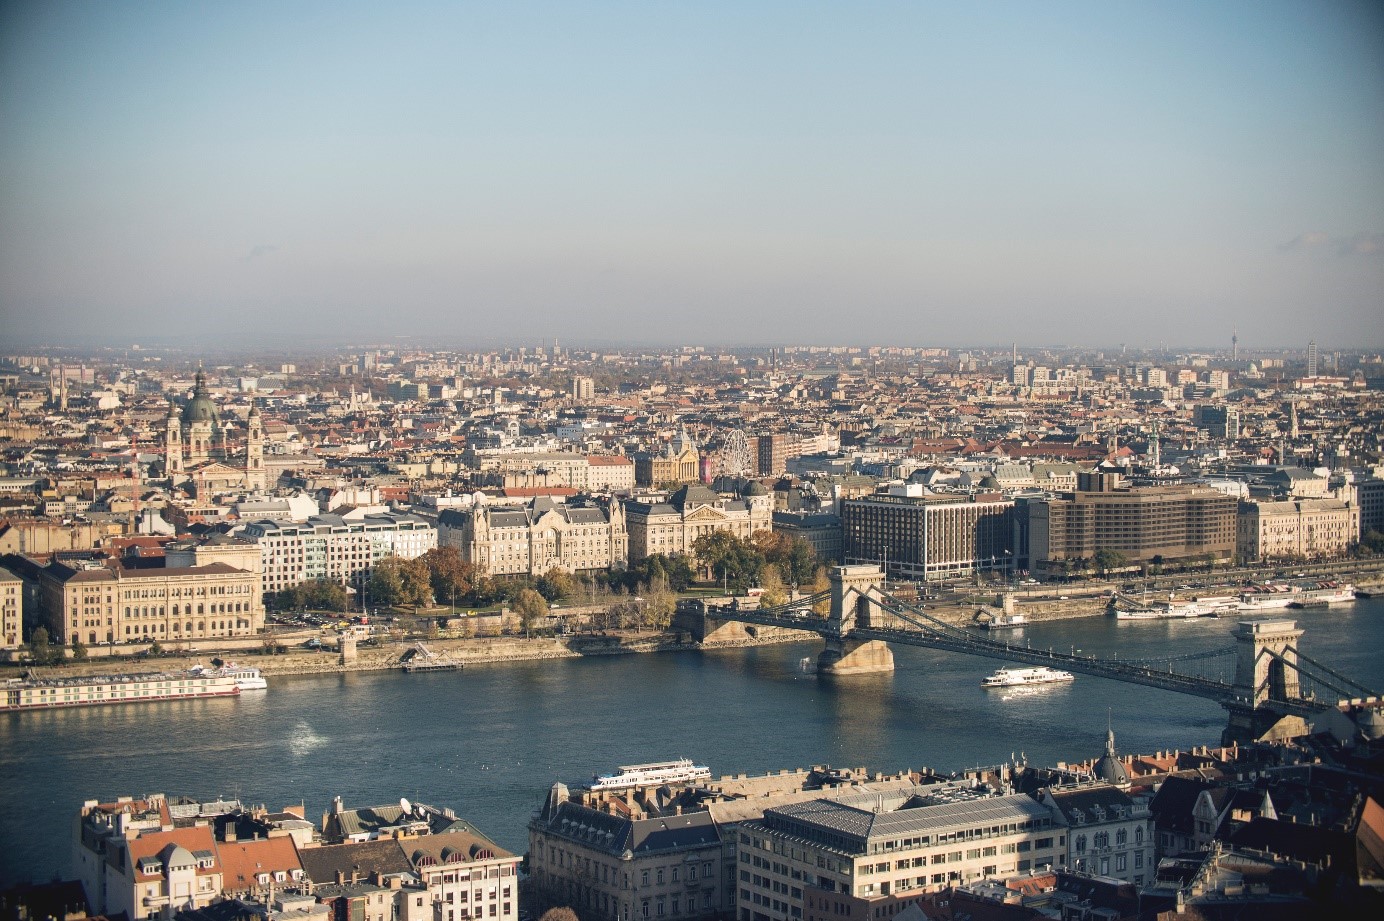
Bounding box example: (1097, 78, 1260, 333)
(1, 1, 1381, 349)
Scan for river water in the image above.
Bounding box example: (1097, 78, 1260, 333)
(3, 601, 1382, 887)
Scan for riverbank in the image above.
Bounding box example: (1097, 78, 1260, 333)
(9, 562, 1379, 681)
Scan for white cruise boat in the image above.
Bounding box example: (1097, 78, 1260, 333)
(1117, 600, 1219, 619)
(191, 662, 268, 691)
(220, 664, 268, 691)
(981, 666, 1075, 688)
(591, 759, 711, 790)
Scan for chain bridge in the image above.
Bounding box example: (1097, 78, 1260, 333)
(679, 565, 1381, 744)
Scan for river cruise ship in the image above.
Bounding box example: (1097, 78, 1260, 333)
(591, 758, 712, 790)
(1, 667, 241, 712)
(981, 666, 1075, 688)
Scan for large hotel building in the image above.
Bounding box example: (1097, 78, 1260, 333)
(840, 490, 1014, 581)
(1027, 475, 1237, 575)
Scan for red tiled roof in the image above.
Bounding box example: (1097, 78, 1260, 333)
(217, 836, 302, 890)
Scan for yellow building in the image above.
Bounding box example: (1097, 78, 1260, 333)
(40, 558, 263, 648)
(1236, 498, 1359, 562)
(636, 428, 701, 487)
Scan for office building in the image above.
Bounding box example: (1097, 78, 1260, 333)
(739, 790, 1061, 921)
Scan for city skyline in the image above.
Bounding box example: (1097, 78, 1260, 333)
(2, 1, 1382, 348)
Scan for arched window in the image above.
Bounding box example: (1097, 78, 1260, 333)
(1135, 827, 1143, 846)
(1075, 835, 1086, 853)
(1116, 829, 1127, 846)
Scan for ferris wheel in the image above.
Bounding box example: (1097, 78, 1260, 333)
(720, 429, 753, 477)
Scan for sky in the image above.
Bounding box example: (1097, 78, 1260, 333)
(1, 1, 1381, 350)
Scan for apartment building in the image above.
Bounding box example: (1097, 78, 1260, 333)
(438, 498, 627, 577)
(587, 455, 637, 492)
(1, 565, 20, 649)
(529, 784, 723, 921)
(841, 491, 1014, 582)
(241, 514, 437, 595)
(1038, 784, 1153, 885)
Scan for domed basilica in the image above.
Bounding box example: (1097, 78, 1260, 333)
(164, 370, 267, 494)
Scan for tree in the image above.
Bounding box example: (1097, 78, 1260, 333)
(1092, 549, 1129, 577)
(643, 572, 677, 628)
(758, 565, 789, 608)
(299, 579, 349, 612)
(512, 588, 548, 636)
(27, 626, 54, 665)
(754, 531, 818, 586)
(71, 638, 88, 662)
(1362, 529, 1384, 554)
(536, 568, 577, 603)
(810, 566, 832, 616)
(692, 531, 763, 592)
(539, 909, 579, 921)
(369, 557, 433, 608)
(421, 546, 476, 604)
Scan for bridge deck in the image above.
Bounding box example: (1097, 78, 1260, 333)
(702, 604, 1334, 714)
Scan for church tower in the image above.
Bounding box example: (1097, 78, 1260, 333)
(245, 404, 265, 491)
(165, 399, 183, 475)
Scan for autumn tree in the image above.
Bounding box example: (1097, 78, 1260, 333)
(758, 565, 789, 608)
(512, 588, 549, 636)
(420, 546, 475, 605)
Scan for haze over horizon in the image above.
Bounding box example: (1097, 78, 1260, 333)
(2, 1, 1382, 350)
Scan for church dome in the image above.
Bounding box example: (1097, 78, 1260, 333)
(1093, 728, 1130, 786)
(182, 371, 219, 425)
(743, 480, 769, 497)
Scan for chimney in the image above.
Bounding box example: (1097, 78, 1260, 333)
(336, 871, 346, 885)
(224, 822, 237, 843)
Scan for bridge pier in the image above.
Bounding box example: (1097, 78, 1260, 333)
(818, 636, 895, 675)
(1221, 619, 1309, 745)
(817, 566, 896, 674)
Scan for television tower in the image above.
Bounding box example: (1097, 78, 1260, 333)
(1231, 330, 1238, 361)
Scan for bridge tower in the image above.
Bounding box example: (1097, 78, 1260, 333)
(1223, 619, 1306, 744)
(818, 565, 895, 675)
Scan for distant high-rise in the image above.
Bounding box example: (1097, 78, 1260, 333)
(1307, 339, 1319, 377)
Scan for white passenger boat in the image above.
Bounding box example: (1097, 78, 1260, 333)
(981, 666, 1075, 688)
(1117, 600, 1219, 619)
(591, 758, 711, 790)
(216, 663, 268, 691)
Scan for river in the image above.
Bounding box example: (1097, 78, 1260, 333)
(3, 601, 1381, 887)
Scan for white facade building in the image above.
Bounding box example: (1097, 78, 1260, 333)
(241, 514, 437, 595)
